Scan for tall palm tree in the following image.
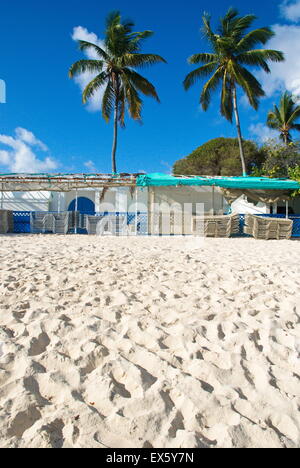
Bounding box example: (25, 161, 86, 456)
(183, 8, 284, 176)
(267, 91, 300, 145)
(69, 11, 166, 173)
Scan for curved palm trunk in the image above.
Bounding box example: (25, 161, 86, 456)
(111, 102, 118, 174)
(232, 85, 247, 177)
(111, 75, 120, 174)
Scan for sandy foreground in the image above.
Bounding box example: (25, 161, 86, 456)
(0, 234, 299, 449)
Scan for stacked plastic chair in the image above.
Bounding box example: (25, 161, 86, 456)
(193, 213, 240, 238)
(0, 210, 14, 234)
(31, 213, 55, 233)
(31, 212, 72, 234)
(85, 215, 105, 235)
(85, 214, 128, 235)
(244, 214, 293, 240)
(53, 212, 70, 234)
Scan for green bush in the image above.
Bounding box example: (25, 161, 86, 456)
(257, 140, 300, 178)
(173, 138, 265, 176)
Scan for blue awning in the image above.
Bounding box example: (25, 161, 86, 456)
(136, 173, 300, 190)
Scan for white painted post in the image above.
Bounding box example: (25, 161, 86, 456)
(212, 186, 215, 215)
(58, 193, 61, 213)
(0, 184, 3, 209)
(148, 187, 155, 236)
(135, 188, 138, 236)
(286, 200, 289, 219)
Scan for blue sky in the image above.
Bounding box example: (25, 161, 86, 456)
(1, 0, 300, 174)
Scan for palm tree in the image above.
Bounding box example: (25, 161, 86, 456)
(69, 11, 166, 173)
(183, 8, 284, 176)
(267, 91, 300, 145)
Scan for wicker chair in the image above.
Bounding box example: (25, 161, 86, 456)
(193, 213, 240, 238)
(244, 214, 293, 240)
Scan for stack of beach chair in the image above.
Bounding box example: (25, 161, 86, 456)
(53, 213, 70, 234)
(85, 214, 128, 235)
(69, 211, 80, 232)
(31, 212, 72, 234)
(193, 213, 240, 238)
(85, 215, 104, 235)
(149, 211, 194, 235)
(31, 213, 55, 233)
(0, 210, 14, 234)
(244, 214, 293, 240)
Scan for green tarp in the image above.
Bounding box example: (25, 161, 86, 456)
(136, 173, 300, 190)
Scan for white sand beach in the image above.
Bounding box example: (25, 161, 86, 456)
(0, 234, 299, 448)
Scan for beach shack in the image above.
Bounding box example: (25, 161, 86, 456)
(0, 172, 299, 237)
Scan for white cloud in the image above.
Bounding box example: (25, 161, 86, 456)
(0, 128, 58, 173)
(257, 23, 300, 98)
(71, 26, 106, 112)
(280, 0, 300, 22)
(249, 123, 279, 143)
(84, 160, 97, 172)
(15, 127, 48, 151)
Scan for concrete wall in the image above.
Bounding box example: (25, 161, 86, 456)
(0, 191, 51, 211)
(151, 186, 227, 215)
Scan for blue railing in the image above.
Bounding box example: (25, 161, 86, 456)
(8, 211, 300, 237)
(11, 211, 148, 235)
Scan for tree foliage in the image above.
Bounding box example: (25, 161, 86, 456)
(183, 8, 283, 120)
(173, 138, 265, 176)
(267, 92, 300, 144)
(253, 140, 300, 178)
(69, 11, 166, 172)
(183, 8, 284, 176)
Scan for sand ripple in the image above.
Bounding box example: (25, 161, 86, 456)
(0, 235, 299, 448)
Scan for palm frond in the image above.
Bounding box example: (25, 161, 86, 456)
(220, 70, 233, 121)
(77, 40, 108, 60)
(118, 88, 126, 127)
(69, 59, 104, 78)
(202, 12, 218, 52)
(101, 81, 115, 122)
(237, 51, 270, 72)
(200, 68, 223, 110)
(230, 14, 257, 38)
(228, 62, 264, 109)
(236, 28, 275, 52)
(82, 72, 108, 104)
(188, 53, 218, 64)
(183, 62, 218, 90)
(122, 53, 166, 68)
(127, 30, 154, 52)
(267, 110, 281, 129)
(122, 68, 160, 101)
(122, 75, 143, 120)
